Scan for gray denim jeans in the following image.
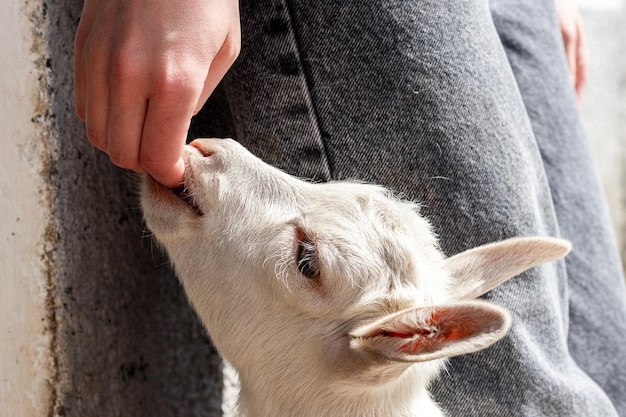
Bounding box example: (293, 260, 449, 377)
(191, 0, 626, 415)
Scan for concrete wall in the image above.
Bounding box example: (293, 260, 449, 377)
(1, 1, 624, 417)
(1, 1, 223, 416)
(0, 1, 56, 415)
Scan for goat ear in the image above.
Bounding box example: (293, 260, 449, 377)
(349, 301, 510, 362)
(445, 237, 571, 300)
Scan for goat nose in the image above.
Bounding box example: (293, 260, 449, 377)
(189, 139, 217, 157)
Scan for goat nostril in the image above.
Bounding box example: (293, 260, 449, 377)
(190, 140, 216, 158)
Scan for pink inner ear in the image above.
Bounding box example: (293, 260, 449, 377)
(350, 301, 510, 362)
(390, 309, 478, 354)
(430, 309, 478, 341)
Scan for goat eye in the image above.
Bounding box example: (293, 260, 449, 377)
(297, 239, 320, 279)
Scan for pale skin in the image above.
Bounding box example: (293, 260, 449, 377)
(74, 0, 240, 187)
(73, 0, 586, 188)
(554, 0, 589, 104)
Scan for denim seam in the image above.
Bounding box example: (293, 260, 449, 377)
(282, 0, 336, 179)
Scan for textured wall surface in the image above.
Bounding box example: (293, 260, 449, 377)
(46, 0, 224, 416)
(0, 0, 55, 415)
(2, 1, 224, 416)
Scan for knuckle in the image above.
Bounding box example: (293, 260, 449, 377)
(152, 64, 198, 97)
(224, 40, 241, 63)
(110, 48, 143, 85)
(218, 29, 242, 64)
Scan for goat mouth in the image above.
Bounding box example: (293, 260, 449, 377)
(171, 185, 204, 216)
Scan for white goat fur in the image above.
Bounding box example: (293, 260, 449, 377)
(141, 138, 571, 417)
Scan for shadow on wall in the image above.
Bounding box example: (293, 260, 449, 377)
(45, 0, 229, 415)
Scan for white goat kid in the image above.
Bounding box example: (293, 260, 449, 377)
(141, 138, 570, 417)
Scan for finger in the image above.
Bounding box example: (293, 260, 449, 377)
(83, 36, 111, 153)
(73, 2, 99, 121)
(107, 82, 149, 173)
(140, 89, 198, 187)
(563, 30, 578, 87)
(574, 19, 589, 103)
(193, 32, 241, 114)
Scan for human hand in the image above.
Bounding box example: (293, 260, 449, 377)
(74, 0, 240, 187)
(554, 0, 588, 104)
